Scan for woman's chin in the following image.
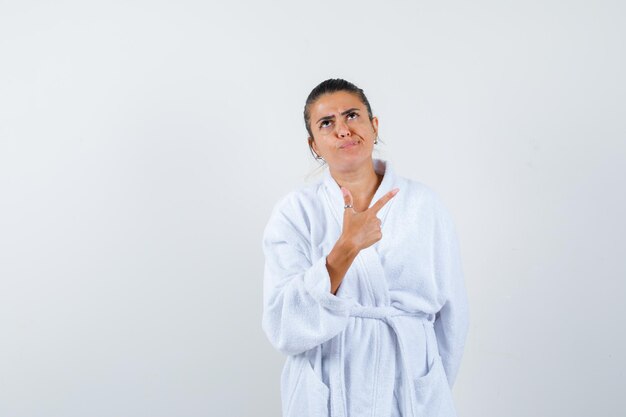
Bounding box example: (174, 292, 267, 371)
(329, 153, 373, 171)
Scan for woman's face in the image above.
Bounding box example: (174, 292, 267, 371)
(308, 91, 378, 172)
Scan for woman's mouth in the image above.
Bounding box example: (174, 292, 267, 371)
(340, 140, 360, 149)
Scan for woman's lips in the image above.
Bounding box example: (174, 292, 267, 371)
(340, 140, 360, 149)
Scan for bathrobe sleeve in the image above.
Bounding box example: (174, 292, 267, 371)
(432, 195, 470, 389)
(261, 195, 356, 356)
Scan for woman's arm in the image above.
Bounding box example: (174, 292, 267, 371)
(262, 188, 399, 356)
(261, 201, 356, 356)
(432, 196, 470, 389)
(326, 236, 359, 295)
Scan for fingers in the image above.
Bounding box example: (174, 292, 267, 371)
(341, 187, 356, 213)
(370, 188, 400, 213)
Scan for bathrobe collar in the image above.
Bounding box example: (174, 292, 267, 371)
(322, 158, 398, 227)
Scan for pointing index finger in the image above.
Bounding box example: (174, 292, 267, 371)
(370, 188, 400, 213)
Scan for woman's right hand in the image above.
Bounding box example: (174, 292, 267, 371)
(340, 186, 399, 252)
(326, 186, 400, 294)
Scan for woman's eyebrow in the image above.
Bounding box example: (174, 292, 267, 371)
(316, 108, 360, 124)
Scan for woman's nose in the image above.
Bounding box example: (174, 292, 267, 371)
(335, 120, 351, 137)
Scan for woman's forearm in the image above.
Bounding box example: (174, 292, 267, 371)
(326, 237, 359, 295)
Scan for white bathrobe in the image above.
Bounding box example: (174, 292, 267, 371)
(262, 158, 469, 417)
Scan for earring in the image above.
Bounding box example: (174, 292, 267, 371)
(374, 136, 379, 145)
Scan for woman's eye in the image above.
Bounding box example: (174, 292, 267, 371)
(320, 121, 331, 128)
(347, 112, 358, 120)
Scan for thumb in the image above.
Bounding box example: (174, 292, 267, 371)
(341, 187, 356, 213)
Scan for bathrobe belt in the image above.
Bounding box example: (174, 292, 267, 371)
(328, 305, 435, 417)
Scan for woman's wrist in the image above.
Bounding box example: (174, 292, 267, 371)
(335, 235, 359, 259)
(326, 236, 360, 294)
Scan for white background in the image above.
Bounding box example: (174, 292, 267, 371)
(1, 1, 624, 416)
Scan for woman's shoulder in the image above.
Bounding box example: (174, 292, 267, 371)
(396, 175, 443, 206)
(269, 180, 324, 216)
(264, 179, 325, 230)
(262, 180, 324, 247)
(394, 174, 456, 224)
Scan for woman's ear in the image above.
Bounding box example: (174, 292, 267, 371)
(308, 136, 319, 155)
(371, 116, 379, 136)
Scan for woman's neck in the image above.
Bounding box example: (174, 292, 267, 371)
(330, 160, 383, 211)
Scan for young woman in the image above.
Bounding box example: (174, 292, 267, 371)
(262, 78, 469, 417)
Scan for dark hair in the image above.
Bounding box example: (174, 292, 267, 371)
(303, 78, 375, 160)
